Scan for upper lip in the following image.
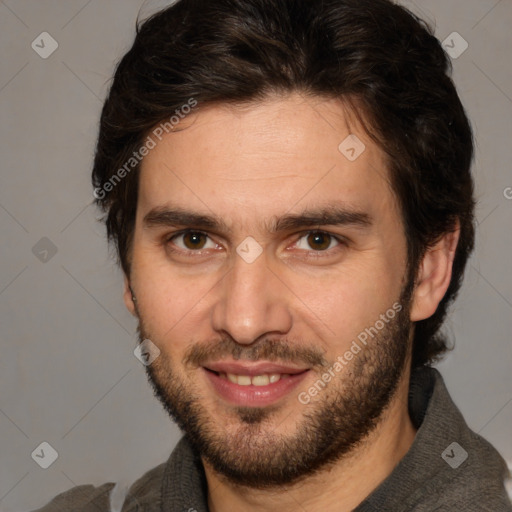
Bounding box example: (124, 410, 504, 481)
(203, 360, 310, 376)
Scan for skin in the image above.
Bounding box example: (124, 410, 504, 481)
(123, 92, 459, 511)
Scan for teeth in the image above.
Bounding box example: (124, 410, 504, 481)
(222, 373, 288, 385)
(252, 374, 270, 386)
(237, 375, 252, 386)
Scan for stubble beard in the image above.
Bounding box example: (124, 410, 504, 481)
(138, 282, 413, 489)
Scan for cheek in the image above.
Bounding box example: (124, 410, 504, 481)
(294, 260, 403, 351)
(131, 250, 221, 345)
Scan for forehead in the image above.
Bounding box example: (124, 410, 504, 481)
(137, 93, 397, 228)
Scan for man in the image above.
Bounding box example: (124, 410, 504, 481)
(34, 0, 511, 510)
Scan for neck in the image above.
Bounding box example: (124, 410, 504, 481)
(204, 366, 417, 512)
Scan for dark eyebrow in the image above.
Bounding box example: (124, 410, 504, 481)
(143, 207, 230, 231)
(142, 204, 372, 233)
(272, 205, 372, 232)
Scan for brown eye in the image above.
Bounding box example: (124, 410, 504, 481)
(170, 231, 216, 252)
(182, 231, 208, 249)
(292, 231, 344, 256)
(183, 232, 206, 249)
(306, 232, 334, 251)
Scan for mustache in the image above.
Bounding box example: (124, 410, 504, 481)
(183, 336, 328, 369)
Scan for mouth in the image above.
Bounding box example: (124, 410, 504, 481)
(202, 361, 311, 407)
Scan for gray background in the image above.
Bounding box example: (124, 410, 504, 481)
(0, 0, 511, 510)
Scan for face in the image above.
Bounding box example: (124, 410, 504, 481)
(127, 93, 413, 488)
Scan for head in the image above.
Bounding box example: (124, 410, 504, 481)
(92, 0, 474, 488)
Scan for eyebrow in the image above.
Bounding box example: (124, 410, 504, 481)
(142, 204, 372, 234)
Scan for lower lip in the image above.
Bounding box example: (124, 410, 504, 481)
(203, 368, 310, 407)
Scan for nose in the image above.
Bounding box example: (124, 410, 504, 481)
(211, 249, 293, 345)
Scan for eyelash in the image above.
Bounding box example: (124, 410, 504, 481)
(164, 229, 347, 259)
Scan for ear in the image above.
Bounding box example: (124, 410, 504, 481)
(410, 223, 460, 322)
(123, 275, 137, 317)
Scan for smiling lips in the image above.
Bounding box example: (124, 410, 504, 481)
(202, 360, 310, 406)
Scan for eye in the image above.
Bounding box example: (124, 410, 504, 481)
(168, 230, 218, 252)
(294, 231, 343, 252)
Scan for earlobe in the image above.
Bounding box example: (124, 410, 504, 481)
(410, 224, 460, 322)
(123, 276, 138, 317)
